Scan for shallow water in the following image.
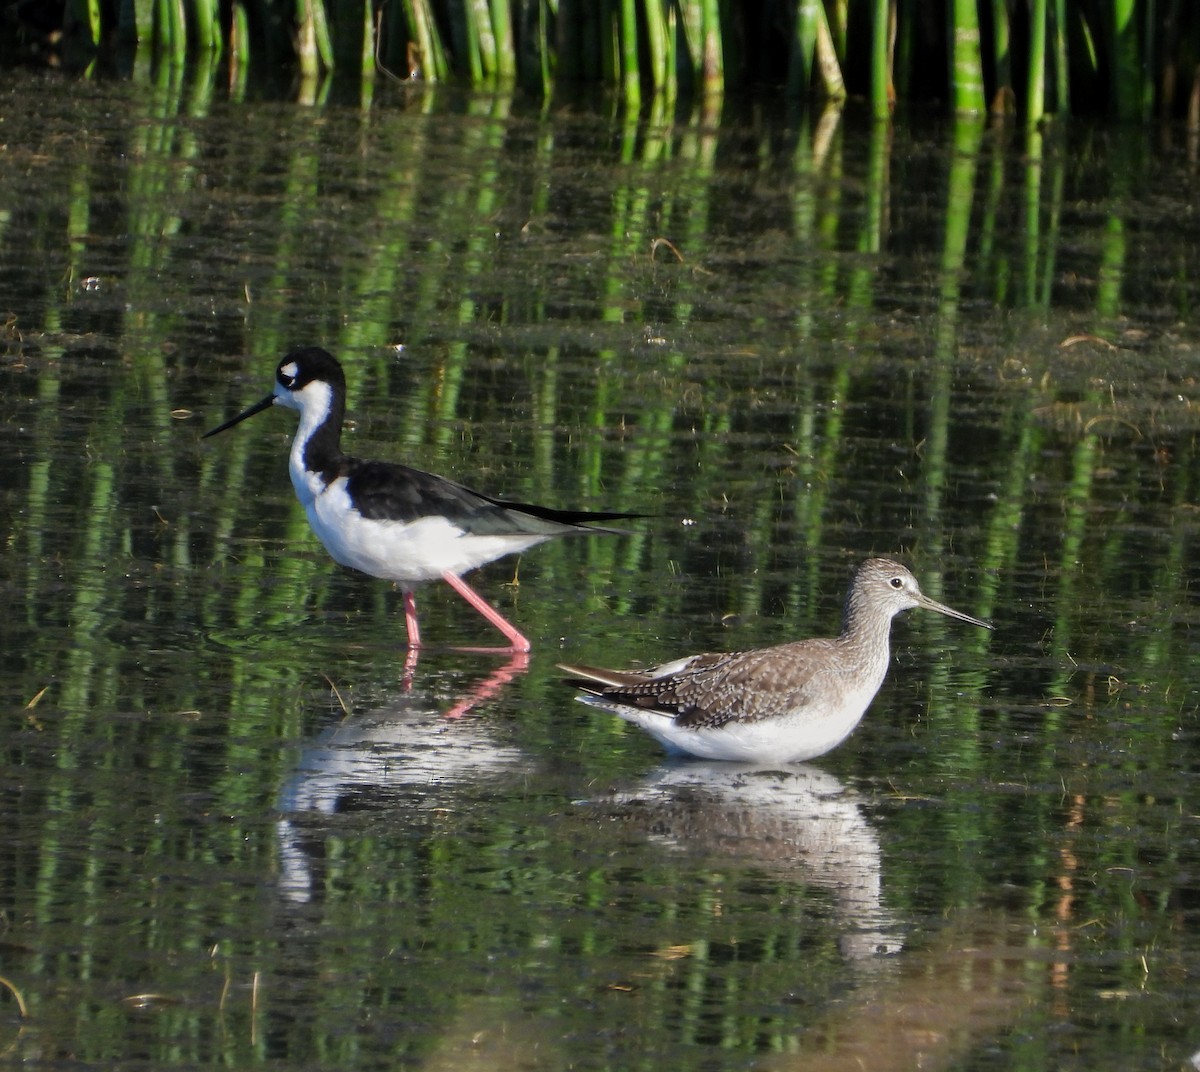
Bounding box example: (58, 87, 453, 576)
(2, 63, 1200, 1070)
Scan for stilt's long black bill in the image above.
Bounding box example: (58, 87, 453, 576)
(202, 394, 276, 438)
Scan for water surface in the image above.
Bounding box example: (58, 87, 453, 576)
(2, 66, 1200, 1070)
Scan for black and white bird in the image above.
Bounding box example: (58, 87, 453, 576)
(204, 346, 638, 652)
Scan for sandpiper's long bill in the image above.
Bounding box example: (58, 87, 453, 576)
(560, 558, 991, 763)
(205, 346, 640, 652)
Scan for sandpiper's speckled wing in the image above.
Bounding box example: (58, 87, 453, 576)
(562, 638, 844, 729)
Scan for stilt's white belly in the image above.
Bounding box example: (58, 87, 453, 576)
(305, 477, 550, 585)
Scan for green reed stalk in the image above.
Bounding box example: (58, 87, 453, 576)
(792, 3, 843, 100)
(869, 0, 892, 118)
(675, 0, 700, 88)
(1021, 130, 1043, 306)
(789, 0, 818, 96)
(949, 0, 986, 114)
(1052, 0, 1069, 111)
(1027, 0, 1047, 124)
(313, 0, 334, 69)
(151, 0, 168, 53)
(991, 0, 1011, 108)
(644, 0, 669, 93)
(597, 2, 615, 82)
(192, 0, 221, 52)
(464, 0, 493, 80)
(699, 0, 723, 94)
(187, 49, 218, 111)
(814, 4, 846, 100)
(1141, 0, 1157, 117)
(462, 2, 484, 81)
(537, 0, 554, 94)
(619, 0, 641, 105)
(70, 0, 102, 47)
(829, 0, 847, 57)
(662, 2, 679, 103)
(229, 2, 250, 94)
(154, 0, 184, 64)
(1110, 0, 1142, 118)
(297, 0, 320, 77)
(361, 0, 375, 81)
(491, 0, 516, 80)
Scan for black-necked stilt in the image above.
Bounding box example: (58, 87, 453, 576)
(560, 559, 991, 762)
(204, 346, 639, 653)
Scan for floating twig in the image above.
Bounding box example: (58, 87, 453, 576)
(0, 974, 28, 1019)
(322, 675, 350, 717)
(650, 237, 684, 263)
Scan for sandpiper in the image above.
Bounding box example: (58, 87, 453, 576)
(560, 558, 991, 762)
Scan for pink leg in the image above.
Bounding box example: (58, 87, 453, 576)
(441, 571, 532, 652)
(403, 589, 422, 649)
(400, 643, 420, 688)
(441, 651, 531, 719)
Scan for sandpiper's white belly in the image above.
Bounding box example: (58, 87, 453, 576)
(304, 477, 551, 585)
(621, 706, 868, 763)
(588, 664, 887, 764)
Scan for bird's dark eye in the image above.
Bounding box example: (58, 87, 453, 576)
(889, 577, 903, 589)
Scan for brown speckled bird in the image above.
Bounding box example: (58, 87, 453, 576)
(560, 558, 991, 763)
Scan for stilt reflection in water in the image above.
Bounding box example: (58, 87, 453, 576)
(276, 680, 534, 903)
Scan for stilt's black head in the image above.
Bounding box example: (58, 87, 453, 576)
(203, 346, 346, 439)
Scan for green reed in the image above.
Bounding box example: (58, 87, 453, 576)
(44, 1, 1197, 122)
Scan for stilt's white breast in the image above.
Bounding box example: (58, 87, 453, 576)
(281, 374, 552, 584)
(284, 378, 336, 508)
(304, 476, 552, 585)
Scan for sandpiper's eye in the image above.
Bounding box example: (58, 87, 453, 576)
(278, 360, 300, 388)
(889, 576, 904, 589)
